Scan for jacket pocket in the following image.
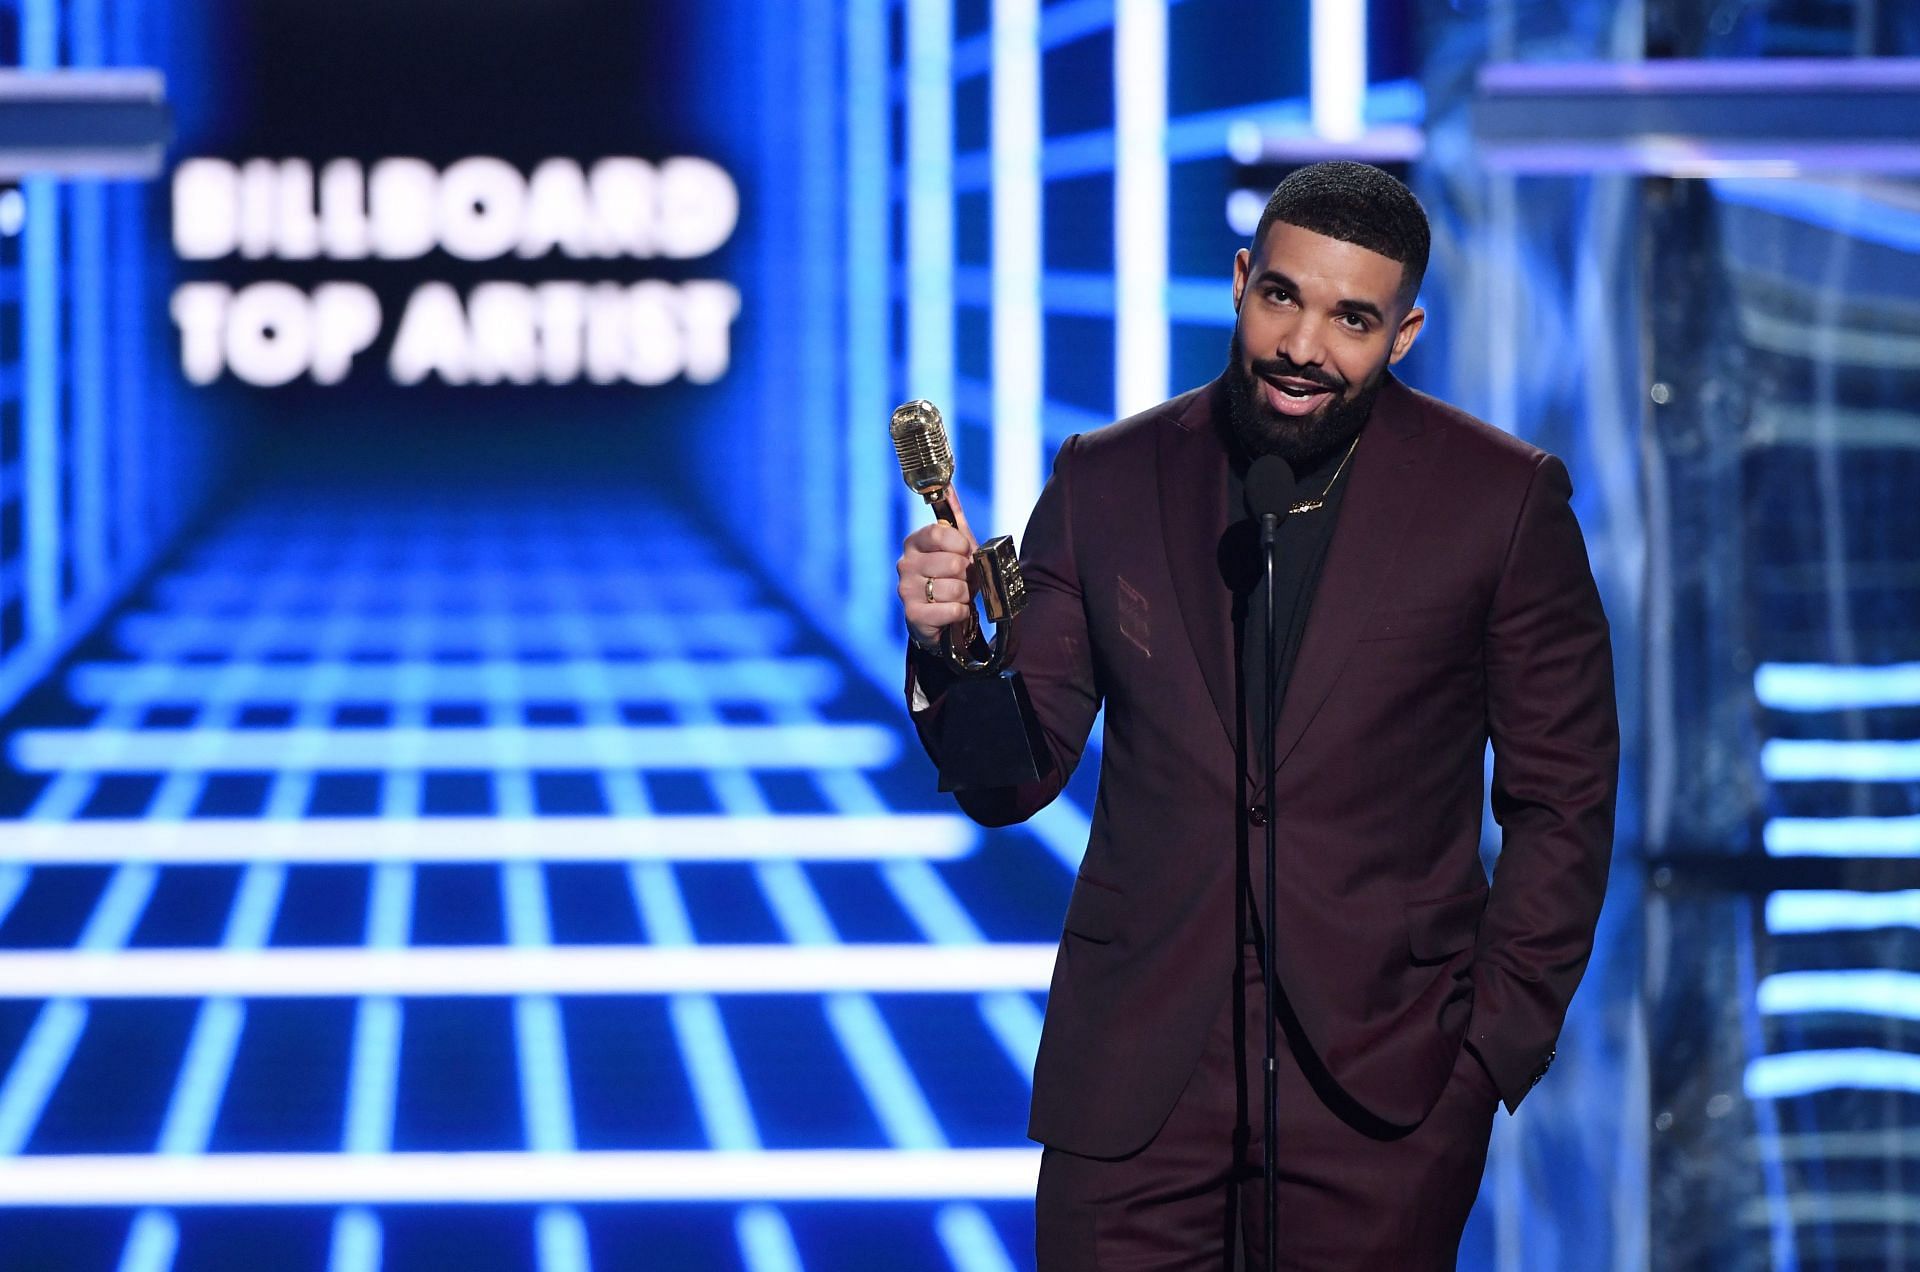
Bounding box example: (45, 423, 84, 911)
(1063, 874, 1123, 944)
(1358, 605, 1475, 642)
(1404, 886, 1488, 963)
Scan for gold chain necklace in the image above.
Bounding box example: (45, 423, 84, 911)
(1287, 434, 1361, 515)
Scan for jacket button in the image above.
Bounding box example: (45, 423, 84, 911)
(1248, 805, 1268, 827)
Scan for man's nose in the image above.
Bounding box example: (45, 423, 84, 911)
(1281, 319, 1324, 369)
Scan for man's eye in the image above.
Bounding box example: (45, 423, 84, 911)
(1338, 313, 1369, 331)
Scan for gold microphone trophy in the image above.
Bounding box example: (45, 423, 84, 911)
(892, 399, 1052, 792)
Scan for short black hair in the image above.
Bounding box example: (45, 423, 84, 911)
(1253, 161, 1429, 308)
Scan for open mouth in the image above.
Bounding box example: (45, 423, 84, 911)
(1261, 375, 1336, 416)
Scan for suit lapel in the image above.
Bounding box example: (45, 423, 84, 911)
(1157, 383, 1238, 756)
(1268, 376, 1440, 774)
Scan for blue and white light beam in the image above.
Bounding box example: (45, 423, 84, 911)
(992, 0, 1043, 530)
(1114, 0, 1168, 416)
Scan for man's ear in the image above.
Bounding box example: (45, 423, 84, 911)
(1231, 247, 1251, 313)
(1388, 305, 1425, 364)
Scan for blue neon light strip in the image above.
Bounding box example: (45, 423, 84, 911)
(950, 0, 1190, 84)
(0, 943, 1057, 999)
(1767, 890, 1920, 932)
(991, 0, 1043, 536)
(1114, 0, 1169, 416)
(0, 1147, 1046, 1205)
(632, 861, 763, 1152)
(1310, 0, 1368, 141)
(1759, 970, 1920, 1020)
(327, 1207, 382, 1272)
(344, 863, 410, 1156)
(1166, 277, 1234, 325)
(1169, 80, 1424, 160)
(954, 374, 1109, 447)
(668, 996, 762, 1151)
(365, 863, 413, 948)
(948, 83, 1426, 190)
(343, 1000, 402, 1155)
(809, 768, 1044, 1084)
(756, 858, 950, 1150)
(155, 999, 246, 1156)
(796, 0, 841, 616)
(844, 0, 894, 647)
(0, 859, 161, 1160)
(118, 1209, 179, 1272)
(736, 1205, 806, 1272)
(0, 999, 87, 1154)
(534, 1205, 592, 1272)
(20, 0, 59, 652)
(21, 173, 59, 648)
(113, 610, 796, 655)
(756, 862, 835, 942)
(503, 860, 578, 1154)
(1712, 178, 1920, 257)
(905, 0, 955, 419)
(225, 862, 287, 947)
(1026, 799, 1092, 871)
(1760, 740, 1920, 782)
(882, 861, 985, 944)
(1037, 131, 1115, 182)
(1747, 1049, 1920, 1099)
(155, 864, 284, 1156)
(69, 657, 843, 705)
(0, 864, 27, 927)
(1765, 815, 1920, 856)
(72, 176, 106, 603)
(825, 992, 951, 1150)
(630, 862, 696, 947)
(1731, 904, 1795, 1267)
(82, 864, 160, 948)
(937, 1203, 1021, 1272)
(977, 993, 1043, 1080)
(152, 568, 758, 608)
(1756, 661, 1920, 711)
(954, 268, 1232, 326)
(8, 722, 901, 773)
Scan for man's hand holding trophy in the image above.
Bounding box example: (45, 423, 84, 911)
(891, 399, 1051, 792)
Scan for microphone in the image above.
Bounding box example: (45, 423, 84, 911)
(891, 399, 956, 501)
(1243, 454, 1297, 531)
(1242, 450, 1294, 1272)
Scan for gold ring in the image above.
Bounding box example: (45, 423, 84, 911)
(924, 576, 937, 604)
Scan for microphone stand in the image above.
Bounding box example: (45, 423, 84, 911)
(1259, 509, 1279, 1272)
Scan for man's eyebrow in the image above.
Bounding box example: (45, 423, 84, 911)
(1254, 268, 1386, 323)
(1253, 267, 1298, 294)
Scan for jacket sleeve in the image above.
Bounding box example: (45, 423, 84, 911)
(904, 434, 1102, 826)
(1469, 453, 1620, 1113)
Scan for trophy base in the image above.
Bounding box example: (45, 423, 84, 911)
(935, 670, 1053, 793)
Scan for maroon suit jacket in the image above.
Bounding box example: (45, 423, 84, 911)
(909, 375, 1618, 1159)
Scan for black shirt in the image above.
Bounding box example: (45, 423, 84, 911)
(1222, 426, 1359, 943)
(1224, 431, 1358, 756)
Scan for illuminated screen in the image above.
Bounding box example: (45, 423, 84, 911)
(158, 0, 739, 453)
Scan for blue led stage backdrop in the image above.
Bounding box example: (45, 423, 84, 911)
(0, 4, 1063, 1269)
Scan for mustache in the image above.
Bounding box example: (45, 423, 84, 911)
(1248, 358, 1343, 392)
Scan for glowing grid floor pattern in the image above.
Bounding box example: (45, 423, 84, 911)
(0, 485, 1075, 1271)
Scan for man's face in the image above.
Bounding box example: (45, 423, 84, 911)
(1225, 221, 1425, 467)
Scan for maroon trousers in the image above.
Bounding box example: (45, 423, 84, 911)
(1035, 947, 1498, 1271)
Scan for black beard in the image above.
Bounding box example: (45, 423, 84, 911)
(1223, 327, 1383, 470)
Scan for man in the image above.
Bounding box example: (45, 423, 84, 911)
(896, 162, 1617, 1270)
